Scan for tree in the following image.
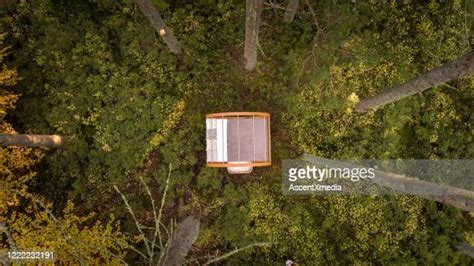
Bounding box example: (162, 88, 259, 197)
(0, 29, 44, 221)
(0, 134, 64, 148)
(135, 0, 182, 55)
(244, 0, 263, 71)
(283, 0, 299, 23)
(244, 182, 471, 264)
(0, 31, 18, 126)
(3, 0, 473, 264)
(2, 192, 128, 265)
(0, 25, 127, 265)
(163, 215, 200, 265)
(114, 165, 201, 265)
(355, 51, 474, 113)
(302, 155, 474, 212)
(2, 1, 188, 211)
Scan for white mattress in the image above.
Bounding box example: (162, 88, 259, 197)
(206, 118, 227, 162)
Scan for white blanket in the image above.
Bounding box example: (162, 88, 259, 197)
(206, 118, 227, 162)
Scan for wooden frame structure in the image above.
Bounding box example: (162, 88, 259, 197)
(206, 112, 271, 172)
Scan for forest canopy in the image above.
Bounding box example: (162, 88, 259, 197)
(1, 0, 473, 264)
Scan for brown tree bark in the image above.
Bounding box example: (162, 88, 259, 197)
(163, 216, 200, 265)
(244, 0, 263, 71)
(302, 155, 474, 212)
(0, 134, 64, 148)
(355, 51, 474, 113)
(135, 0, 182, 55)
(283, 0, 299, 23)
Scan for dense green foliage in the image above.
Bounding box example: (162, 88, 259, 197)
(1, 16, 128, 263)
(1, 0, 473, 264)
(285, 1, 474, 160)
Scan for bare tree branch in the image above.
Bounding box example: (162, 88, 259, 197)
(305, 0, 321, 31)
(138, 175, 160, 258)
(205, 242, 273, 265)
(157, 164, 172, 250)
(113, 185, 152, 261)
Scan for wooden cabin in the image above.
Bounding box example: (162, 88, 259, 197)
(206, 112, 271, 174)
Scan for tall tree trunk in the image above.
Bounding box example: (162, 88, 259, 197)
(135, 0, 182, 55)
(0, 134, 64, 148)
(302, 155, 474, 212)
(244, 0, 263, 71)
(283, 0, 299, 23)
(355, 51, 474, 113)
(163, 216, 200, 265)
